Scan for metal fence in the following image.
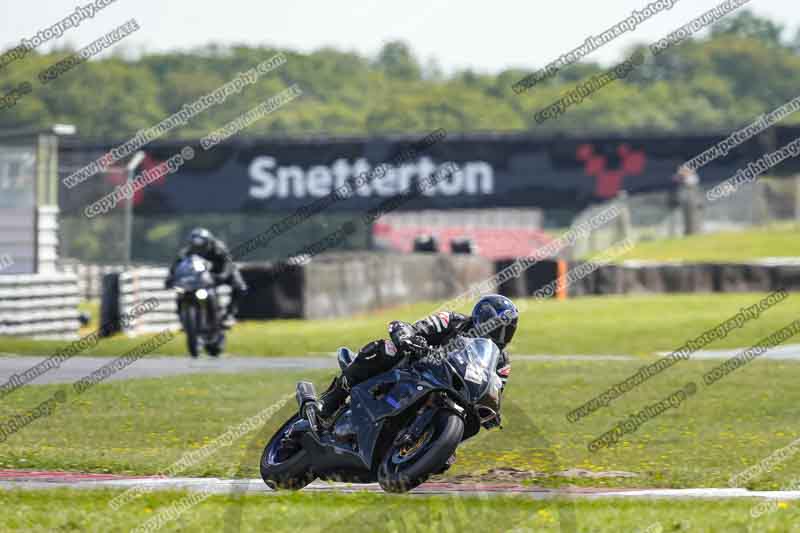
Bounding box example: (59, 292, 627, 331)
(571, 176, 800, 258)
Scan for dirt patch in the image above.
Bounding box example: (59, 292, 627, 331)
(446, 467, 639, 484)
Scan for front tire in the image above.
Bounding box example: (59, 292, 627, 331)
(260, 416, 315, 490)
(206, 332, 225, 357)
(180, 303, 200, 358)
(377, 410, 464, 493)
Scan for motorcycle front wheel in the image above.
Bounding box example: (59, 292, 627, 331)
(180, 303, 201, 358)
(206, 332, 225, 357)
(377, 409, 464, 493)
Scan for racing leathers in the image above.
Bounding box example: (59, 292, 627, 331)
(318, 311, 511, 423)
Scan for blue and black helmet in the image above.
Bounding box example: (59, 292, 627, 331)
(188, 227, 213, 252)
(471, 294, 519, 349)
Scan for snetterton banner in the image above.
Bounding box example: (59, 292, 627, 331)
(58, 128, 799, 215)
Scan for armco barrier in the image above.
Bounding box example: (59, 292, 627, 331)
(59, 262, 128, 300)
(101, 268, 230, 337)
(0, 273, 81, 339)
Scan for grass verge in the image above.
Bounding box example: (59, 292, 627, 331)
(619, 223, 800, 263)
(0, 488, 796, 532)
(3, 357, 800, 490)
(1, 292, 796, 357)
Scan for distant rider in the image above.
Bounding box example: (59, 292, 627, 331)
(165, 228, 248, 328)
(317, 294, 518, 425)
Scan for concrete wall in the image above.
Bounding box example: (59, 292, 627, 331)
(303, 252, 496, 319)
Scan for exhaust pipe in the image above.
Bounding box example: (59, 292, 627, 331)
(296, 381, 319, 433)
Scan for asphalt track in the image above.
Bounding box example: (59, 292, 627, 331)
(1, 470, 800, 502)
(1, 345, 799, 386)
(0, 354, 640, 385)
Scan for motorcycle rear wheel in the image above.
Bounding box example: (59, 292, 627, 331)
(377, 409, 464, 493)
(260, 416, 315, 490)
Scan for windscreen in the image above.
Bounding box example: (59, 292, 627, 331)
(447, 337, 500, 401)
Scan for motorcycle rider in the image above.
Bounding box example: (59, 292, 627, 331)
(165, 228, 248, 328)
(317, 294, 518, 426)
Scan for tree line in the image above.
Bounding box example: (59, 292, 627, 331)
(0, 10, 798, 141)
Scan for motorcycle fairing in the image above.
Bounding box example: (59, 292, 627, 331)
(349, 365, 451, 468)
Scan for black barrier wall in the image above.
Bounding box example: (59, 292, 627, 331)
(498, 259, 800, 298)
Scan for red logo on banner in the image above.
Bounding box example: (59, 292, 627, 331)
(577, 144, 646, 198)
(103, 153, 166, 206)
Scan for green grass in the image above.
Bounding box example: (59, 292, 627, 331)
(1, 488, 797, 532)
(5, 355, 800, 490)
(620, 223, 800, 262)
(1, 292, 796, 357)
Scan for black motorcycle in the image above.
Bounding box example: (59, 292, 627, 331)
(260, 337, 504, 493)
(171, 255, 225, 358)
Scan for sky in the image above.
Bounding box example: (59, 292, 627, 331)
(0, 0, 795, 74)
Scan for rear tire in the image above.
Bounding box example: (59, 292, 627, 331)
(377, 410, 464, 493)
(260, 416, 315, 490)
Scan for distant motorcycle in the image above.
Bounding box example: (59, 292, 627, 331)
(171, 254, 225, 358)
(260, 337, 504, 493)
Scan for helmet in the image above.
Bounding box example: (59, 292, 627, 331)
(471, 294, 519, 349)
(188, 227, 213, 253)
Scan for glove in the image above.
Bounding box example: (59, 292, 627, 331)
(401, 335, 429, 360)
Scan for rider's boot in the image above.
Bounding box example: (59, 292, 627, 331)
(317, 376, 350, 428)
(221, 304, 237, 329)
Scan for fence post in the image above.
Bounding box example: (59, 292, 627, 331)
(795, 175, 800, 222)
(616, 191, 632, 243)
